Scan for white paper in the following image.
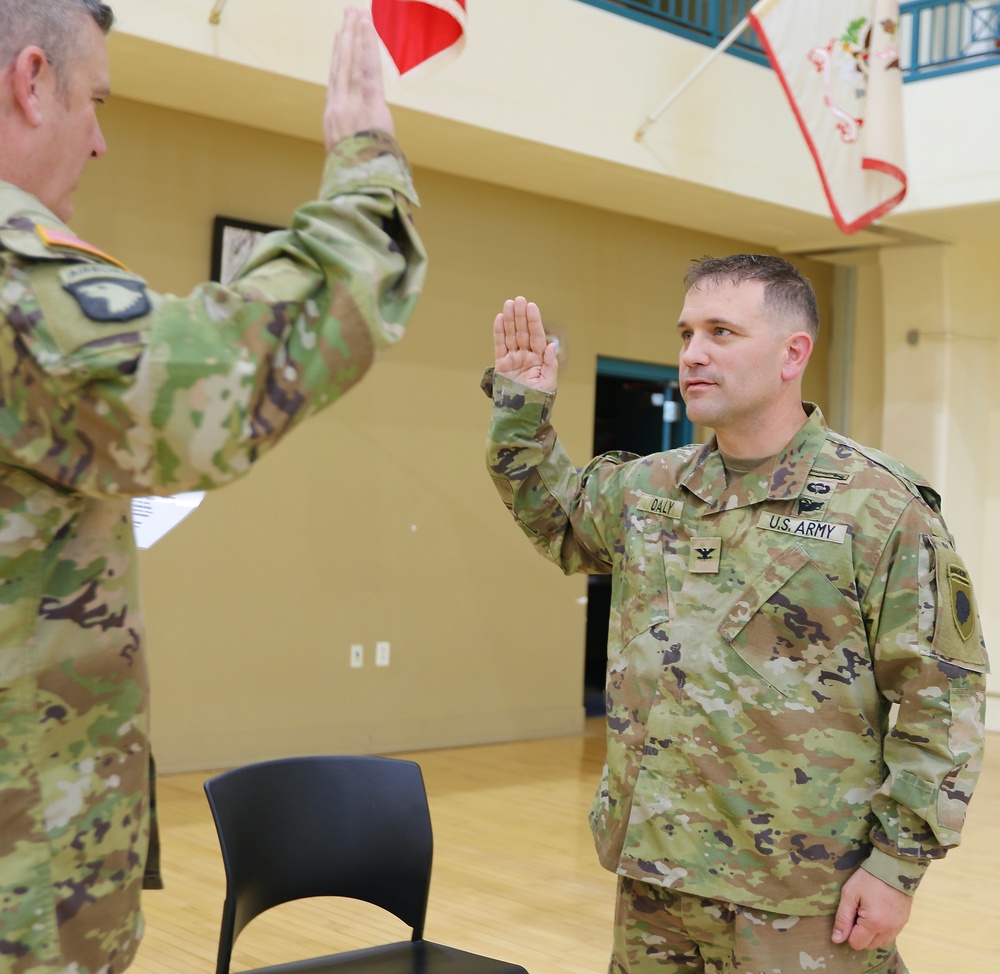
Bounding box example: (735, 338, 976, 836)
(131, 492, 206, 549)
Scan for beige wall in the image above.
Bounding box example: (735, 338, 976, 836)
(71, 98, 831, 772)
(879, 242, 1000, 718)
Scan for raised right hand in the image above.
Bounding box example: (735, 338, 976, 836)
(324, 6, 394, 152)
(493, 296, 558, 393)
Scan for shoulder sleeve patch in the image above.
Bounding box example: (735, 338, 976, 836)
(59, 265, 151, 322)
(929, 540, 988, 670)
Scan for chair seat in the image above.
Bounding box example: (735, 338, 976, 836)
(233, 939, 527, 974)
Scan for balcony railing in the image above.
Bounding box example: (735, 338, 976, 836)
(575, 1, 767, 63)
(903, 0, 1000, 78)
(575, 0, 1000, 80)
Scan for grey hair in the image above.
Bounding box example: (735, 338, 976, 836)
(684, 254, 820, 338)
(0, 0, 114, 91)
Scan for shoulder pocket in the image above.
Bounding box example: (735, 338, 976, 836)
(924, 535, 988, 672)
(1, 259, 149, 380)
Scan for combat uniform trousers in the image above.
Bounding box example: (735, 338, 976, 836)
(612, 877, 907, 974)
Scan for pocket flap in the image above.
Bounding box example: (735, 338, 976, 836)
(719, 543, 811, 643)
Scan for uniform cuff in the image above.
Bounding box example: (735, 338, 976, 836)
(321, 130, 418, 205)
(485, 369, 554, 404)
(484, 369, 555, 423)
(861, 847, 930, 896)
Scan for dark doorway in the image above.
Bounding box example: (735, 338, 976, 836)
(583, 357, 693, 716)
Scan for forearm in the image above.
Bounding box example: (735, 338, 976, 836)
(485, 370, 613, 575)
(242, 130, 424, 348)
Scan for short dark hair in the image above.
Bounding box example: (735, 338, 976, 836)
(0, 0, 114, 91)
(684, 254, 820, 337)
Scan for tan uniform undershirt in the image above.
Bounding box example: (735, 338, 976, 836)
(719, 450, 776, 485)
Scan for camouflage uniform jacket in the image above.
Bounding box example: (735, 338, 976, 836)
(485, 372, 988, 916)
(0, 132, 426, 973)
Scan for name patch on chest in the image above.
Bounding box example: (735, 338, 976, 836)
(636, 494, 684, 519)
(758, 513, 848, 543)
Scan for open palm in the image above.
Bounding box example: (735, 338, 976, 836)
(493, 296, 558, 392)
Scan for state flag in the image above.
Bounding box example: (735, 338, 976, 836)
(749, 0, 907, 233)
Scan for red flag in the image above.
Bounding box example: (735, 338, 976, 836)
(749, 0, 906, 234)
(371, 0, 467, 77)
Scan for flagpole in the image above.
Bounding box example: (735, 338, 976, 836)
(634, 14, 752, 142)
(209, 0, 230, 25)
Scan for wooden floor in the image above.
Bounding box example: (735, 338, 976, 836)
(131, 720, 999, 974)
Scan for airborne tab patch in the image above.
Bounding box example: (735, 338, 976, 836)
(60, 265, 151, 322)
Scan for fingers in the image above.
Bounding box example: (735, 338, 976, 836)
(358, 11, 389, 122)
(499, 296, 545, 355)
(324, 6, 393, 151)
(493, 312, 508, 363)
(832, 870, 911, 952)
(831, 884, 859, 946)
(492, 296, 559, 392)
(513, 296, 530, 353)
(525, 300, 547, 356)
(330, 6, 357, 106)
(845, 912, 903, 951)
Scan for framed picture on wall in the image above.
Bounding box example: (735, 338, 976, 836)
(210, 216, 279, 285)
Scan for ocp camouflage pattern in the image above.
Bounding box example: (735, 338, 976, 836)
(485, 372, 987, 916)
(611, 875, 903, 974)
(0, 131, 426, 972)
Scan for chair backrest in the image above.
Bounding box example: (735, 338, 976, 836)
(204, 755, 433, 965)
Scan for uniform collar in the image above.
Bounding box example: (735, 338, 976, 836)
(680, 403, 830, 512)
(0, 179, 66, 232)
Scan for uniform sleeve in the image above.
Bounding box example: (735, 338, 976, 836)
(860, 498, 989, 893)
(484, 370, 624, 575)
(0, 131, 427, 497)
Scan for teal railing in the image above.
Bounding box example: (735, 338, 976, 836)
(574, 0, 1000, 80)
(902, 0, 1000, 78)
(575, 1, 766, 64)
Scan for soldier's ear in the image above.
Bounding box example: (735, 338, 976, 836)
(11, 46, 51, 126)
(781, 331, 812, 382)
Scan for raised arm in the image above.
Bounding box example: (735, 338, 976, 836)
(494, 295, 559, 392)
(0, 7, 427, 499)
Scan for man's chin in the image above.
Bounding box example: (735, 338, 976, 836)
(680, 397, 715, 426)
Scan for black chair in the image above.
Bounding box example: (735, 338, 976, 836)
(203, 755, 528, 974)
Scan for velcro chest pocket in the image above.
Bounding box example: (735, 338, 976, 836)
(719, 543, 866, 697)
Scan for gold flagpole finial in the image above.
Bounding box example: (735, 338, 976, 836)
(209, 0, 229, 25)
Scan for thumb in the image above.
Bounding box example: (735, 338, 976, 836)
(541, 340, 559, 390)
(831, 888, 859, 944)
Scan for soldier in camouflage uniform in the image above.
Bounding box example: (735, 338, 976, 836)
(484, 257, 987, 974)
(0, 2, 426, 971)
